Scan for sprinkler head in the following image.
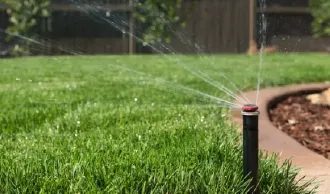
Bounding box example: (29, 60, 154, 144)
(242, 104, 259, 112)
(242, 103, 260, 194)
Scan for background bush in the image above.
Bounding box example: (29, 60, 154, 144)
(3, 0, 50, 56)
(309, 0, 330, 37)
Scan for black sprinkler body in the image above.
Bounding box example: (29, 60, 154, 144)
(242, 104, 259, 194)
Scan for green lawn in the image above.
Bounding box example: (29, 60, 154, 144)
(0, 54, 329, 193)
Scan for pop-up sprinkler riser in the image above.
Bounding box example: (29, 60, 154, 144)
(242, 104, 259, 194)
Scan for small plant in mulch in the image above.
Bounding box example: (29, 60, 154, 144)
(269, 88, 330, 159)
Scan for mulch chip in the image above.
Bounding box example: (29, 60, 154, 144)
(269, 95, 330, 159)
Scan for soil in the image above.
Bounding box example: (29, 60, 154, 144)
(269, 94, 330, 160)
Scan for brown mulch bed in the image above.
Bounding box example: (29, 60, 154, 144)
(269, 94, 330, 160)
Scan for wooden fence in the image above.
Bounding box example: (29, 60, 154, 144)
(160, 0, 250, 54)
(0, 0, 326, 55)
(0, 0, 135, 55)
(0, 0, 252, 55)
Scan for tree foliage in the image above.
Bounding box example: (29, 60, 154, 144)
(3, 0, 50, 56)
(309, 0, 330, 37)
(133, 0, 195, 43)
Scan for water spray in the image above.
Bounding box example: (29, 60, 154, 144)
(242, 104, 259, 194)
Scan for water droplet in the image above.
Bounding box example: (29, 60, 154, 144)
(134, 98, 138, 102)
(151, 103, 155, 106)
(16, 78, 20, 81)
(77, 121, 80, 125)
(106, 11, 110, 17)
(75, 133, 78, 137)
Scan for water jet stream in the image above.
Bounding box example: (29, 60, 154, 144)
(0, 29, 83, 56)
(75, 4, 250, 105)
(256, 0, 267, 105)
(169, 27, 252, 104)
(110, 63, 242, 108)
(1, 28, 240, 108)
(1, 2, 253, 109)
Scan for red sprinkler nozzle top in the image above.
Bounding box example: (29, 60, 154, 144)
(242, 104, 258, 112)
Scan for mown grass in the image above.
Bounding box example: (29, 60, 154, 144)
(0, 53, 329, 193)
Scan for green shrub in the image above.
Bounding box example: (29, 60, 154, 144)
(133, 0, 195, 44)
(309, 0, 330, 37)
(3, 0, 51, 56)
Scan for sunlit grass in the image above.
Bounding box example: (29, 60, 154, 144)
(0, 53, 328, 193)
